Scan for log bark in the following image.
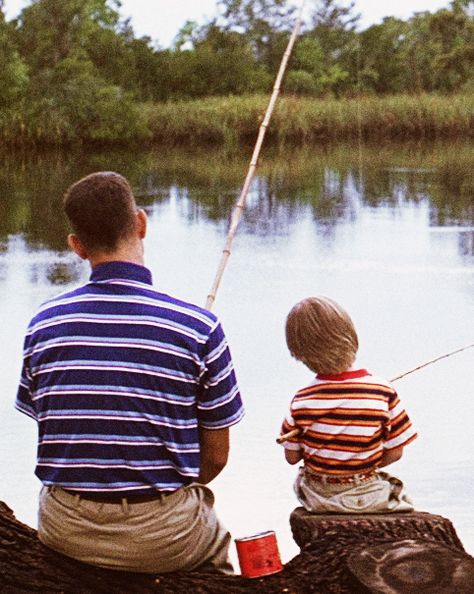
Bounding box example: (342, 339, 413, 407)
(1, 501, 473, 594)
(289, 508, 474, 593)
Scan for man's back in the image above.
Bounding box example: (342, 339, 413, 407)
(16, 172, 242, 573)
(17, 261, 243, 495)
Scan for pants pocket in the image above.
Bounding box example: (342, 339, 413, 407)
(338, 482, 390, 512)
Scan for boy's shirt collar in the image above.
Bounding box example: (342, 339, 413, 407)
(316, 369, 370, 381)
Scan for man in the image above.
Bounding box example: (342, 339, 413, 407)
(15, 171, 244, 574)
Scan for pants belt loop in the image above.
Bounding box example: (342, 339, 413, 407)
(52, 486, 81, 508)
(121, 497, 130, 514)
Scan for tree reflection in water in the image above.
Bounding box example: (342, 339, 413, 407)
(0, 140, 473, 285)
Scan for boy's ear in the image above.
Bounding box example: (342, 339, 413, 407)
(67, 234, 88, 260)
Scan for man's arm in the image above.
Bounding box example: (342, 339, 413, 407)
(198, 427, 230, 484)
(379, 445, 403, 468)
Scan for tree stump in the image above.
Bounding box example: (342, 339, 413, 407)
(290, 508, 474, 593)
(290, 508, 466, 550)
(347, 539, 474, 593)
(2, 500, 473, 594)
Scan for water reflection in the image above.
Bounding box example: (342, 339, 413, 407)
(0, 141, 473, 282)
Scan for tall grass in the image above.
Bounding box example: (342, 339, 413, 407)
(145, 94, 474, 146)
(1, 93, 473, 148)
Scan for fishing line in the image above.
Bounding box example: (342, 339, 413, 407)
(205, 0, 306, 311)
(389, 342, 474, 382)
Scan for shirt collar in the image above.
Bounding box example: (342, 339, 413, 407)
(89, 261, 153, 286)
(316, 369, 370, 381)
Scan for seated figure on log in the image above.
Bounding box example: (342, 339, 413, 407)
(279, 296, 417, 514)
(15, 172, 244, 574)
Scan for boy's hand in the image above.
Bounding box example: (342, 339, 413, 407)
(285, 449, 303, 465)
(379, 446, 403, 468)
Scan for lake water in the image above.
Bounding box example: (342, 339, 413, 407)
(0, 141, 473, 566)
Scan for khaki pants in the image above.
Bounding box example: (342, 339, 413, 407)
(295, 467, 414, 514)
(38, 484, 233, 574)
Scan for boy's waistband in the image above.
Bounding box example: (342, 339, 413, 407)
(305, 469, 377, 485)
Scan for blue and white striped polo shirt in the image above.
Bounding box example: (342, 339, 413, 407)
(16, 261, 244, 495)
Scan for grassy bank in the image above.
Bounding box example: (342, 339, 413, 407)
(1, 94, 473, 148)
(145, 93, 474, 146)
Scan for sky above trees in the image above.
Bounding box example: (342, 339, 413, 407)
(3, 0, 451, 47)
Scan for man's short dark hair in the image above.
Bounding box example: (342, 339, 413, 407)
(64, 172, 137, 252)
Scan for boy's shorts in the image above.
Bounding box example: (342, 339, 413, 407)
(294, 466, 414, 514)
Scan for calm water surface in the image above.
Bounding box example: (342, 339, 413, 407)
(1, 141, 473, 564)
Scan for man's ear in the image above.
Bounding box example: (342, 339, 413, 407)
(136, 209, 147, 240)
(67, 234, 88, 260)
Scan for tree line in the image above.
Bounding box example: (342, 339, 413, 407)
(0, 0, 473, 145)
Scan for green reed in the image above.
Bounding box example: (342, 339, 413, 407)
(145, 94, 474, 146)
(1, 94, 473, 148)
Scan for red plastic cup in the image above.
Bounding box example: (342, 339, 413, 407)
(235, 530, 283, 578)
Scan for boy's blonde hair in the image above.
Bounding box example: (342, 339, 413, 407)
(285, 296, 358, 375)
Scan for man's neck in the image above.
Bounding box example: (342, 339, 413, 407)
(88, 242, 145, 269)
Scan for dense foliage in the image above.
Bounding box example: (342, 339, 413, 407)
(0, 0, 473, 145)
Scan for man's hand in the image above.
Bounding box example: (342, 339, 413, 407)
(198, 427, 230, 484)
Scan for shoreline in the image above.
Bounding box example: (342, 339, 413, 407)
(1, 93, 473, 149)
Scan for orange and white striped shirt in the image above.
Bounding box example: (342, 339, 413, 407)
(280, 369, 417, 475)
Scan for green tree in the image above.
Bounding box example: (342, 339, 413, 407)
(126, 35, 164, 100)
(217, 0, 296, 70)
(194, 24, 270, 94)
(306, 0, 360, 95)
(284, 0, 359, 96)
(16, 0, 122, 72)
(285, 35, 326, 94)
(15, 0, 149, 143)
(160, 21, 271, 99)
(0, 7, 28, 107)
(218, 0, 296, 35)
(359, 18, 410, 94)
(402, 11, 436, 93)
(428, 2, 474, 91)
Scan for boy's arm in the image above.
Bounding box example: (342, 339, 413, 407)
(378, 445, 403, 468)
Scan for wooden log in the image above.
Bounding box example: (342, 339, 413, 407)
(0, 500, 323, 594)
(2, 500, 473, 594)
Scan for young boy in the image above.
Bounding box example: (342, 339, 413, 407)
(279, 296, 417, 513)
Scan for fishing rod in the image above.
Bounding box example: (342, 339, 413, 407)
(277, 342, 474, 443)
(205, 0, 306, 311)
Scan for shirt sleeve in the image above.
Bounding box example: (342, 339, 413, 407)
(197, 320, 244, 429)
(279, 399, 302, 451)
(15, 334, 38, 421)
(384, 390, 417, 450)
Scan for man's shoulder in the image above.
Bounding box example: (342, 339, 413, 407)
(144, 289, 220, 330)
(154, 291, 217, 320)
(30, 285, 87, 320)
(28, 282, 221, 341)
